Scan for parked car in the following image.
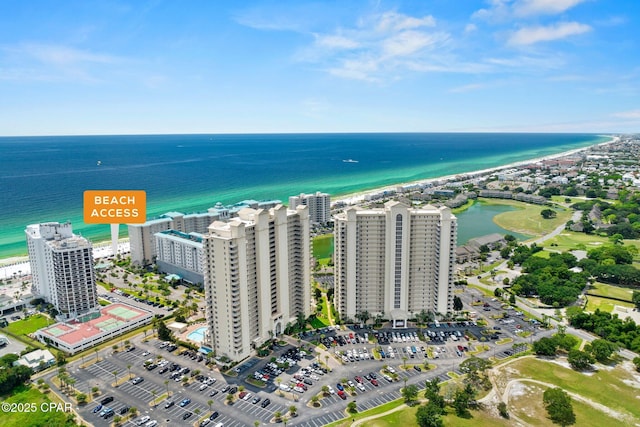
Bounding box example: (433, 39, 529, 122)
(179, 398, 191, 407)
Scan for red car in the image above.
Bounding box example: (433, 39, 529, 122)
(354, 376, 363, 383)
(239, 391, 247, 399)
(337, 390, 347, 400)
(370, 379, 379, 386)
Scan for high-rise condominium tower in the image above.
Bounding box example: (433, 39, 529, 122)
(334, 201, 456, 327)
(203, 205, 310, 362)
(25, 222, 98, 320)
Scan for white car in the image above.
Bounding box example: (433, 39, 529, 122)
(357, 383, 365, 391)
(136, 416, 150, 425)
(199, 383, 208, 391)
(328, 386, 335, 394)
(145, 421, 158, 427)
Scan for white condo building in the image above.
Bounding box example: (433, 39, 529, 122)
(203, 205, 310, 362)
(288, 192, 331, 224)
(25, 222, 98, 320)
(154, 230, 204, 284)
(334, 201, 456, 327)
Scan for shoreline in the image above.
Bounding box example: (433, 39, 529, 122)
(0, 135, 617, 269)
(330, 135, 618, 206)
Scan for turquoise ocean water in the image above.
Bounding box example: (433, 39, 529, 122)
(0, 133, 609, 259)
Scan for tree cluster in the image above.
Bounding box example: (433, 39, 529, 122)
(511, 251, 587, 307)
(0, 353, 33, 395)
(570, 194, 640, 239)
(567, 307, 640, 353)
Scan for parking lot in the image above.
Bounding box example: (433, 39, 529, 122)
(48, 285, 546, 427)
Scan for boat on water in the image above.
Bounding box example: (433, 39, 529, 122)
(97, 160, 101, 166)
(342, 159, 359, 163)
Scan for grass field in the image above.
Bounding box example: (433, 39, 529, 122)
(585, 295, 634, 313)
(313, 234, 334, 260)
(4, 314, 51, 336)
(509, 381, 623, 427)
(502, 357, 640, 423)
(588, 282, 633, 302)
(480, 199, 572, 236)
(1, 385, 72, 427)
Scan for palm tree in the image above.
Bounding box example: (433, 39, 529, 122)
(226, 393, 234, 404)
(94, 348, 99, 362)
(164, 380, 170, 397)
(151, 389, 157, 407)
(325, 355, 330, 371)
(322, 385, 329, 396)
(277, 378, 283, 395)
(402, 356, 408, 369)
(254, 421, 260, 427)
(289, 405, 297, 417)
(207, 400, 213, 413)
(112, 370, 118, 386)
(238, 385, 245, 393)
(274, 411, 282, 422)
(311, 395, 320, 407)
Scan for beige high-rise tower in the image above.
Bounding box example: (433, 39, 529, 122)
(203, 205, 310, 362)
(334, 201, 456, 327)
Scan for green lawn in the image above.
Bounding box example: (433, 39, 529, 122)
(505, 358, 640, 422)
(585, 295, 634, 313)
(480, 199, 572, 236)
(1, 385, 74, 427)
(509, 381, 625, 427)
(538, 231, 610, 253)
(588, 282, 633, 302)
(313, 234, 334, 260)
(4, 314, 51, 336)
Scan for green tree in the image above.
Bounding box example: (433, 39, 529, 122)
(585, 339, 617, 362)
(497, 401, 509, 419)
(424, 378, 445, 414)
(76, 393, 88, 404)
(633, 357, 640, 372)
(157, 319, 174, 342)
(541, 209, 557, 219)
(416, 402, 444, 427)
(633, 291, 640, 310)
(402, 384, 419, 405)
(533, 337, 558, 356)
(567, 349, 594, 371)
(346, 401, 357, 413)
(453, 296, 463, 312)
(543, 387, 576, 426)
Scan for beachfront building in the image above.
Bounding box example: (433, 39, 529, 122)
(288, 192, 331, 224)
(25, 222, 98, 320)
(154, 230, 204, 285)
(334, 201, 456, 328)
(203, 204, 311, 362)
(128, 200, 281, 265)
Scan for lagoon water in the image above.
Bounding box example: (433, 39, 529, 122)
(455, 201, 530, 245)
(0, 133, 607, 258)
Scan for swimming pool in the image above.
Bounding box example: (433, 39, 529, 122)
(187, 326, 207, 343)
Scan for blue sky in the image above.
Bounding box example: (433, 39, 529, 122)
(1, 0, 639, 135)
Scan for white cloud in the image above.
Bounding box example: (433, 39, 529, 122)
(464, 24, 478, 33)
(315, 34, 360, 50)
(0, 43, 124, 83)
(514, 0, 587, 17)
(473, 0, 587, 20)
(612, 110, 640, 119)
(508, 21, 591, 46)
(376, 11, 436, 32)
(381, 31, 447, 58)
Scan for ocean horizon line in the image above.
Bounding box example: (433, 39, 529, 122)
(0, 131, 615, 139)
(0, 134, 616, 264)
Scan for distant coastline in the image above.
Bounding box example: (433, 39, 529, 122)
(0, 132, 612, 262)
(0, 134, 616, 267)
